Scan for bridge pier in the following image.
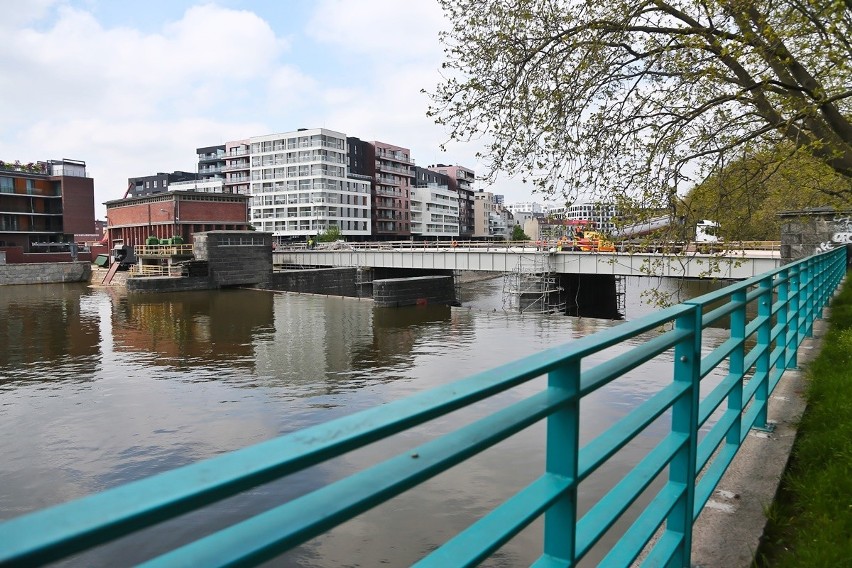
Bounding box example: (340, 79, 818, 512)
(560, 274, 621, 319)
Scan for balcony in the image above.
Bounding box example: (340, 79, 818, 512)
(377, 175, 401, 186)
(375, 162, 413, 176)
(197, 153, 225, 163)
(375, 149, 415, 165)
(222, 162, 250, 172)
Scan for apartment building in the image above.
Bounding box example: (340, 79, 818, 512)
(248, 128, 371, 240)
(411, 167, 459, 239)
(197, 145, 226, 182)
(567, 201, 618, 232)
(427, 164, 475, 239)
(348, 138, 414, 240)
(0, 159, 95, 262)
(223, 140, 251, 196)
(473, 190, 510, 239)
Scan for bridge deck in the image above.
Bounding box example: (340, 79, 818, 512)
(274, 245, 781, 280)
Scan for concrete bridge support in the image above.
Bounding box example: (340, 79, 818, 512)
(561, 273, 621, 319)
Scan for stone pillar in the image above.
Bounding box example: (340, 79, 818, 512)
(779, 208, 852, 265)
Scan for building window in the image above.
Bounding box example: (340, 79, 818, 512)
(0, 177, 14, 193)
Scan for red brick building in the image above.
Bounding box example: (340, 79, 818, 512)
(0, 159, 95, 263)
(103, 191, 251, 249)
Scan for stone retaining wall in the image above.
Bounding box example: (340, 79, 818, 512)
(373, 275, 455, 307)
(0, 261, 91, 286)
(269, 268, 359, 296)
(127, 276, 213, 293)
(194, 231, 273, 288)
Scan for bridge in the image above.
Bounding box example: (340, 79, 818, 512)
(0, 247, 844, 567)
(273, 241, 782, 280)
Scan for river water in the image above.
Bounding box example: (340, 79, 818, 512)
(0, 276, 729, 566)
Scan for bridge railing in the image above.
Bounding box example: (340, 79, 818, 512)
(0, 248, 845, 567)
(274, 239, 780, 254)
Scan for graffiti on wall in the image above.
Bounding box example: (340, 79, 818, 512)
(816, 216, 852, 253)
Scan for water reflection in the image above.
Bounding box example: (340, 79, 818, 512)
(0, 279, 732, 566)
(0, 283, 99, 379)
(113, 289, 274, 370)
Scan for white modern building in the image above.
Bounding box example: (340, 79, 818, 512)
(506, 201, 544, 216)
(410, 183, 459, 238)
(566, 201, 618, 232)
(248, 128, 371, 240)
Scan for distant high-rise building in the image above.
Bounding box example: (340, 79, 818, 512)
(474, 190, 509, 239)
(507, 201, 544, 216)
(567, 201, 618, 232)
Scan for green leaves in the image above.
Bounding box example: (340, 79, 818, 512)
(428, 0, 852, 207)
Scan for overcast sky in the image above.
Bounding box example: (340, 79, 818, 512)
(0, 0, 544, 218)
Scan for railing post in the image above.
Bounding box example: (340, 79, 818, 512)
(786, 265, 800, 369)
(728, 289, 746, 442)
(543, 359, 580, 564)
(668, 306, 701, 566)
(755, 277, 773, 429)
(803, 257, 814, 338)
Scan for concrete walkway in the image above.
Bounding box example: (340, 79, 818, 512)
(690, 313, 829, 567)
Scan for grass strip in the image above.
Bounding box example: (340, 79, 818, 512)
(755, 271, 852, 566)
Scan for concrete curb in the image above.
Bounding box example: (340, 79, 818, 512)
(690, 310, 830, 567)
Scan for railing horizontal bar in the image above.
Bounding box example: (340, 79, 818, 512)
(599, 482, 684, 566)
(530, 554, 567, 568)
(741, 397, 767, 439)
(699, 338, 739, 380)
(139, 388, 572, 567)
(640, 529, 684, 568)
(696, 408, 739, 472)
(744, 313, 769, 341)
(743, 341, 767, 374)
(579, 383, 687, 481)
(770, 321, 785, 343)
(580, 328, 692, 395)
(771, 298, 785, 317)
(700, 298, 746, 328)
(698, 372, 739, 427)
(770, 366, 786, 392)
(693, 443, 739, 519)
(413, 474, 570, 567)
(743, 369, 768, 404)
(769, 344, 785, 370)
(745, 285, 766, 304)
(576, 432, 687, 558)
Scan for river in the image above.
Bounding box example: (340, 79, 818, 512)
(0, 275, 729, 566)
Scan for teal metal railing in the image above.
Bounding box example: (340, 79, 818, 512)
(0, 247, 846, 567)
